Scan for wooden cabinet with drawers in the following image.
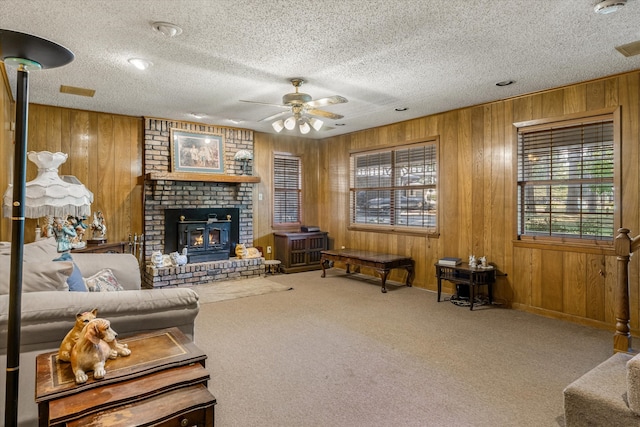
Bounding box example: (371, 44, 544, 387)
(36, 328, 216, 427)
(274, 231, 328, 273)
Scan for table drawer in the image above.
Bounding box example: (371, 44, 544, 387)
(67, 384, 216, 427)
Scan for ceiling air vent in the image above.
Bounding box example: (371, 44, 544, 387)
(60, 85, 95, 97)
(615, 40, 640, 57)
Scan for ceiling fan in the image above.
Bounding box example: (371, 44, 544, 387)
(240, 78, 348, 134)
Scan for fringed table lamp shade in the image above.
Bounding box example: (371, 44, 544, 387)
(2, 151, 93, 219)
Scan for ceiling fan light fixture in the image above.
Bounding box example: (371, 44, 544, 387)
(310, 118, 323, 131)
(272, 120, 284, 132)
(594, 0, 626, 14)
(299, 121, 311, 134)
(284, 116, 296, 130)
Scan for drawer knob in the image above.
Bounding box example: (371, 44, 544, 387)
(180, 418, 189, 427)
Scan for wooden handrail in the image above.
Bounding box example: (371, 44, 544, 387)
(614, 228, 634, 353)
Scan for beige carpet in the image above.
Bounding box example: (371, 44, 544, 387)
(194, 270, 613, 427)
(193, 276, 292, 304)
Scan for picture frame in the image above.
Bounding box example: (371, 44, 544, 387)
(170, 129, 225, 174)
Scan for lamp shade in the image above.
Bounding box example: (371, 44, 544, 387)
(234, 149, 253, 161)
(3, 151, 93, 218)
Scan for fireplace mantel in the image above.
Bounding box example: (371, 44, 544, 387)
(145, 172, 260, 184)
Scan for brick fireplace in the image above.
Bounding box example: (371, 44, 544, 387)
(142, 118, 262, 288)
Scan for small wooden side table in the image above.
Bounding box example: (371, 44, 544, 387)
(36, 327, 216, 426)
(434, 262, 496, 310)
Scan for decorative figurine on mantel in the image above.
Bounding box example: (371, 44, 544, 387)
(89, 210, 107, 243)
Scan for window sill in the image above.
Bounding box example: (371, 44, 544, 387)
(513, 238, 614, 255)
(348, 224, 439, 238)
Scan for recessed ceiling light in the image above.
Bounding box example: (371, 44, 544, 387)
(395, 107, 408, 112)
(496, 80, 515, 87)
(152, 21, 183, 37)
(594, 0, 626, 14)
(128, 58, 152, 70)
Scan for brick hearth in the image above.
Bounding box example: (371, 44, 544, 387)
(144, 257, 263, 289)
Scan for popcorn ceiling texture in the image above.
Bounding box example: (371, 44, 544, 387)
(4, 1, 640, 139)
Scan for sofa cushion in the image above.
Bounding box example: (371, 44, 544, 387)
(564, 352, 637, 426)
(22, 238, 60, 262)
(627, 353, 640, 415)
(0, 254, 71, 294)
(84, 268, 124, 292)
(0, 287, 200, 351)
(71, 253, 141, 290)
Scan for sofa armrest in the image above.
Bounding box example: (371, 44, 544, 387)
(0, 287, 199, 353)
(72, 252, 142, 290)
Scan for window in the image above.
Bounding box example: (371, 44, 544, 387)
(349, 140, 438, 232)
(517, 112, 618, 242)
(273, 153, 301, 226)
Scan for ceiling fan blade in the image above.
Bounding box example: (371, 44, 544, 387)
(259, 110, 290, 122)
(305, 95, 348, 108)
(239, 100, 289, 109)
(306, 108, 344, 120)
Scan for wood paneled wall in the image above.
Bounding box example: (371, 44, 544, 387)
(307, 72, 640, 333)
(252, 132, 320, 255)
(2, 63, 639, 334)
(0, 102, 143, 244)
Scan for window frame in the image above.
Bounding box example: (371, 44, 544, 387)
(272, 152, 302, 228)
(348, 138, 439, 236)
(513, 107, 621, 247)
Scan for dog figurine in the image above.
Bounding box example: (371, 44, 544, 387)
(58, 309, 130, 363)
(70, 318, 130, 384)
(58, 309, 97, 363)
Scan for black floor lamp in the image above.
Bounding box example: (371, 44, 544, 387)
(0, 30, 74, 426)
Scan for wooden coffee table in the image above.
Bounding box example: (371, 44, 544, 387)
(35, 327, 216, 426)
(320, 249, 414, 293)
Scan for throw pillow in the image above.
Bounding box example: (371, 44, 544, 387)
(22, 237, 59, 262)
(0, 255, 72, 294)
(84, 268, 124, 292)
(53, 253, 88, 292)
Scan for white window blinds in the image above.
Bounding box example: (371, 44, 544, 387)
(273, 154, 301, 225)
(517, 118, 614, 241)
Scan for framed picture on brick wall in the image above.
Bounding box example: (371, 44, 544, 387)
(171, 129, 225, 174)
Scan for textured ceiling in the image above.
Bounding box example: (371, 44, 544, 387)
(1, 0, 640, 139)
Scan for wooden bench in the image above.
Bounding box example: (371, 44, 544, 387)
(320, 249, 414, 293)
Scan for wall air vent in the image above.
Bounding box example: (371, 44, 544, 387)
(60, 85, 95, 97)
(615, 40, 640, 57)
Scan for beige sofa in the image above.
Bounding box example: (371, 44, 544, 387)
(0, 238, 200, 426)
(564, 352, 640, 426)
